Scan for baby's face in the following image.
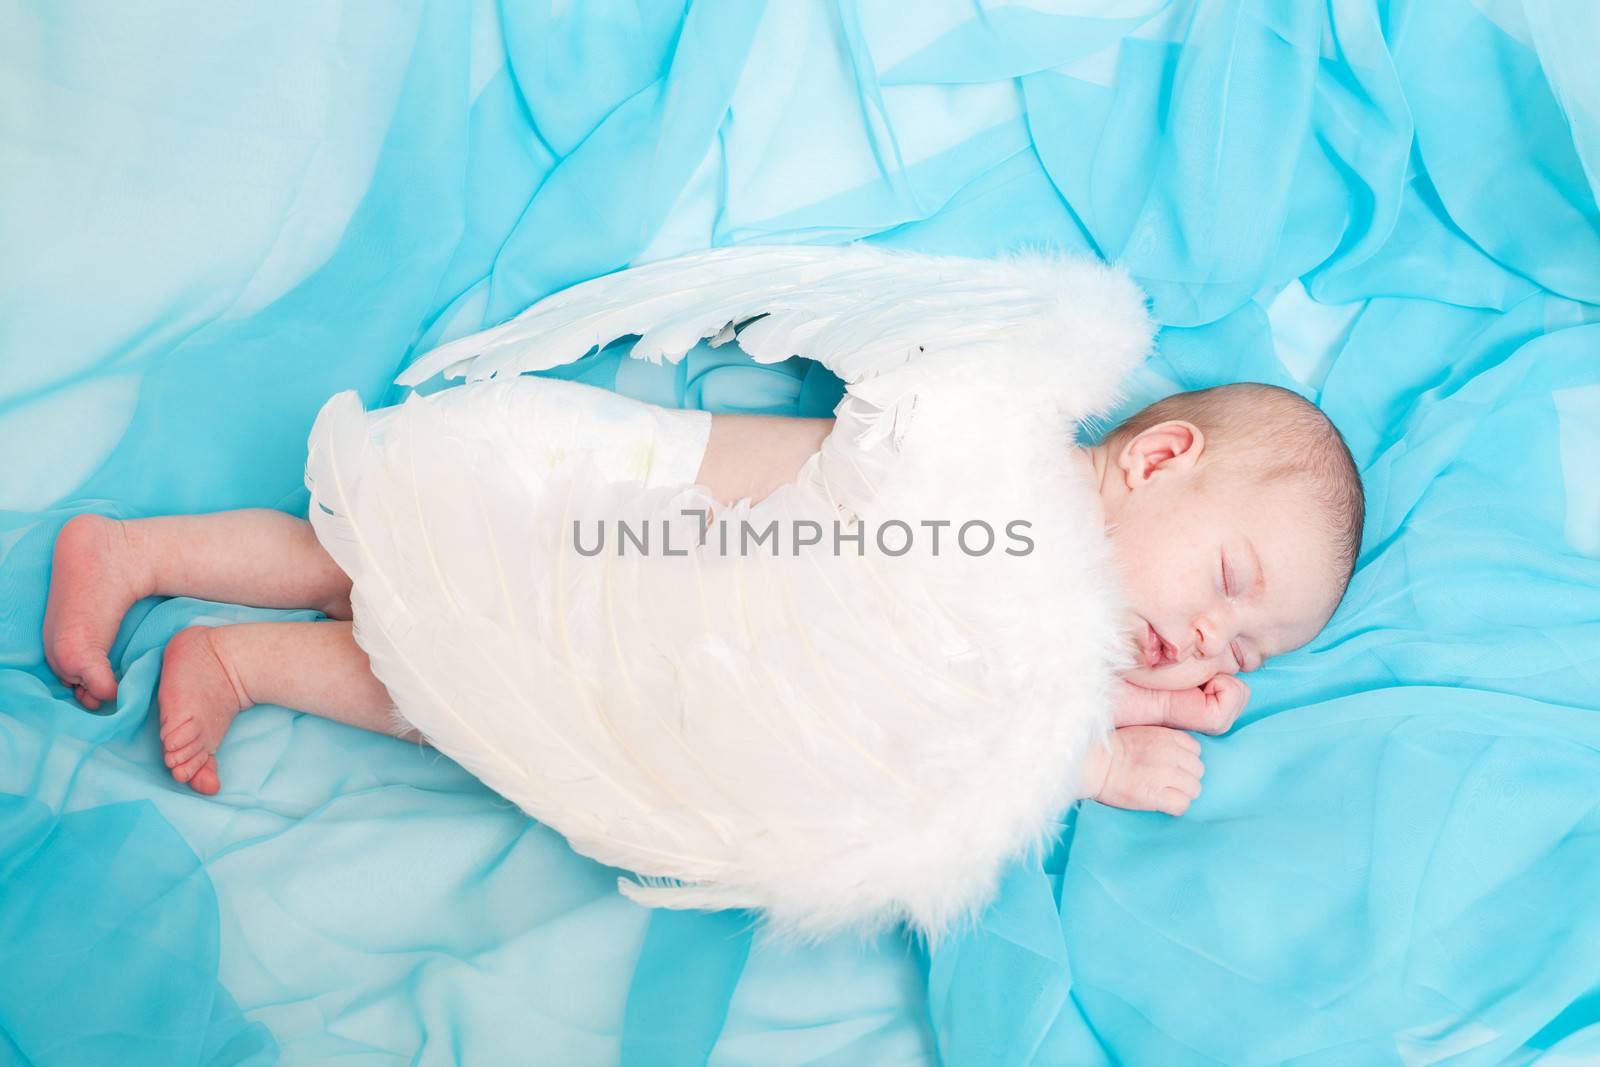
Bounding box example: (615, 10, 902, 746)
(1087, 431, 1344, 691)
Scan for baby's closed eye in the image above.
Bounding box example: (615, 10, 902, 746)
(1228, 642, 1263, 674)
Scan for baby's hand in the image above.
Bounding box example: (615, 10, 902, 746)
(1113, 674, 1249, 736)
(1080, 726, 1204, 817)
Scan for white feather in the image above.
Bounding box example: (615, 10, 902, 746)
(393, 244, 1150, 426)
(307, 245, 1157, 949)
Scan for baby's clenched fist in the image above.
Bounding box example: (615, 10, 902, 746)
(1112, 673, 1249, 735)
(1080, 725, 1205, 817)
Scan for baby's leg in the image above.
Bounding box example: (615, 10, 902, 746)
(133, 509, 354, 618)
(44, 509, 353, 709)
(159, 619, 422, 795)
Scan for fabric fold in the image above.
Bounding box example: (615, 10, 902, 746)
(4, 0, 1600, 1063)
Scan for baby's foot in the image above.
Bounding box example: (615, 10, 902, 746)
(157, 627, 249, 795)
(1080, 726, 1204, 816)
(42, 514, 152, 710)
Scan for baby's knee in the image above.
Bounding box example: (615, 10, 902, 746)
(319, 591, 353, 621)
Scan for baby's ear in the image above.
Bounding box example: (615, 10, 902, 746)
(1125, 420, 1204, 484)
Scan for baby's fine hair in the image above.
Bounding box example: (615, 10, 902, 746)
(1102, 382, 1365, 603)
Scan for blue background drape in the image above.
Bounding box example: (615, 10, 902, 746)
(3, 1, 1598, 1063)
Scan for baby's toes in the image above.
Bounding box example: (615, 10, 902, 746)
(189, 757, 221, 796)
(77, 660, 120, 706)
(164, 735, 204, 769)
(172, 748, 211, 785)
(161, 717, 199, 750)
(162, 715, 203, 768)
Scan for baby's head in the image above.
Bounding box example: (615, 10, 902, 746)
(1083, 383, 1364, 690)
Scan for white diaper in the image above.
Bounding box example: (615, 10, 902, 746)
(372, 374, 713, 491)
(503, 375, 712, 490)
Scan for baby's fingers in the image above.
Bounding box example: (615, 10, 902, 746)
(1151, 685, 1227, 736)
(1152, 743, 1204, 816)
(1156, 784, 1199, 817)
(1206, 672, 1250, 708)
(1171, 748, 1205, 781)
(1196, 674, 1249, 735)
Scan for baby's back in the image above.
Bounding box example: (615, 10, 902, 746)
(695, 412, 835, 510)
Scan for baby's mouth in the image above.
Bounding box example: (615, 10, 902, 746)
(1142, 622, 1175, 669)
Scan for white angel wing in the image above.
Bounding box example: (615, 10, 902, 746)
(306, 372, 1141, 949)
(394, 244, 1154, 429)
(328, 244, 1160, 946)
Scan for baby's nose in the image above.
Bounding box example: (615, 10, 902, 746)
(1186, 624, 1222, 663)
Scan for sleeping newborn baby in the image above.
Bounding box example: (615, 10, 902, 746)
(1079, 382, 1363, 814)
(43, 380, 1360, 815)
(40, 246, 1365, 944)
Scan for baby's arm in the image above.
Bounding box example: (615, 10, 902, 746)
(691, 412, 1226, 818)
(1113, 674, 1249, 735)
(1077, 676, 1248, 817)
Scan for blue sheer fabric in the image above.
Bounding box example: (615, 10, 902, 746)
(3, 1, 1598, 1063)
